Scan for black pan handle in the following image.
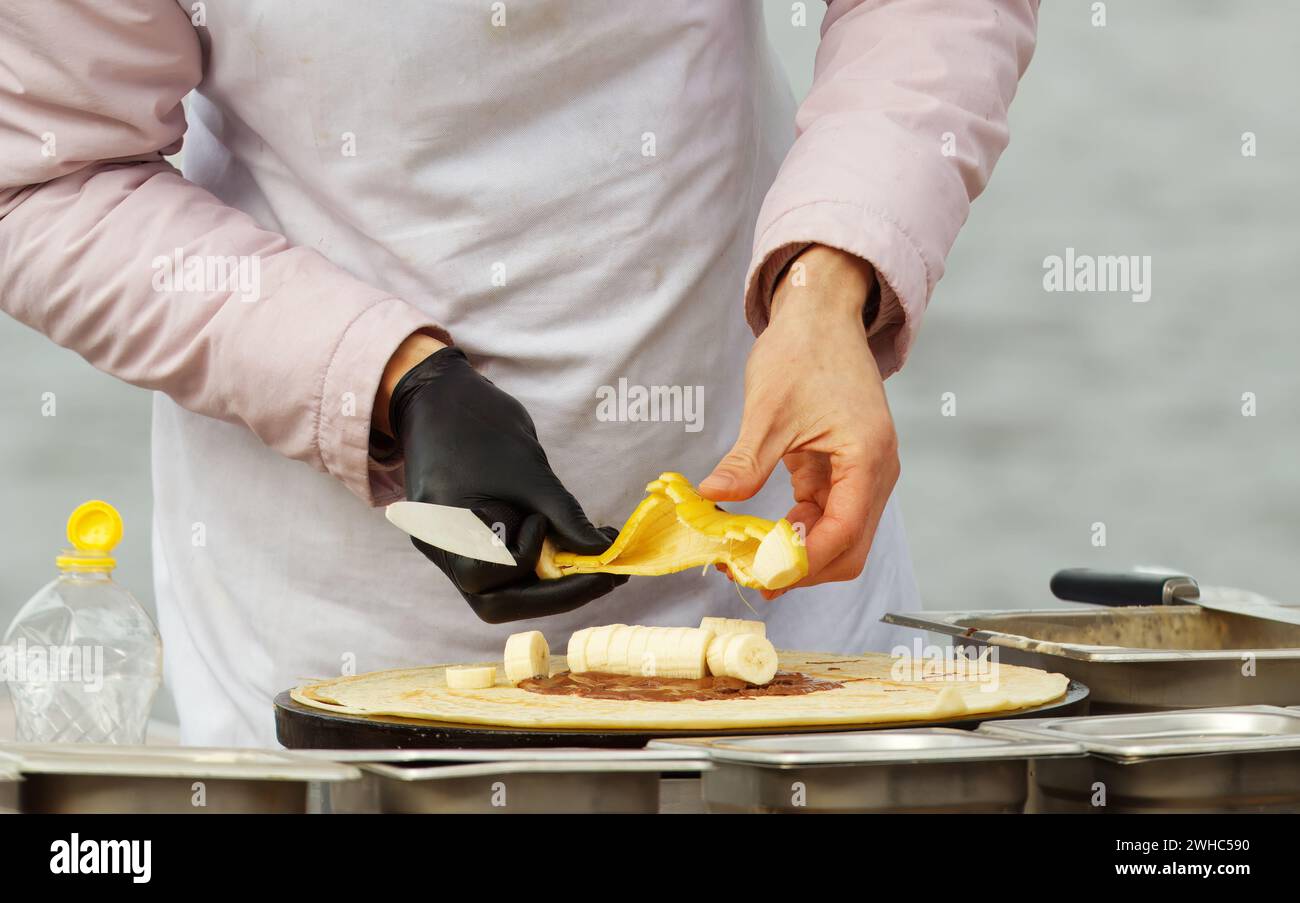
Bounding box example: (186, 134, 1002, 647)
(1050, 568, 1200, 607)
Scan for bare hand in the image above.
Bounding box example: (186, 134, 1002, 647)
(700, 246, 899, 599)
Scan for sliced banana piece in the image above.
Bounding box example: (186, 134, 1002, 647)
(699, 617, 766, 638)
(705, 632, 731, 677)
(566, 627, 593, 674)
(626, 626, 653, 677)
(706, 633, 778, 685)
(719, 634, 778, 685)
(502, 631, 550, 685)
(606, 625, 635, 674)
(584, 624, 624, 673)
(444, 665, 497, 689)
(644, 626, 712, 679)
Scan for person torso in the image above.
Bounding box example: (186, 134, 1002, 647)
(154, 0, 920, 746)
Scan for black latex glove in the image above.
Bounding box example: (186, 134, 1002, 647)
(389, 346, 628, 623)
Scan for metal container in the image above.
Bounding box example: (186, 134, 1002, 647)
(300, 748, 709, 814)
(649, 729, 1083, 814)
(981, 706, 1300, 813)
(0, 753, 21, 815)
(658, 777, 709, 814)
(1, 743, 360, 814)
(884, 606, 1300, 711)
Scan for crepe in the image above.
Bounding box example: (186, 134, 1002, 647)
(291, 651, 1070, 731)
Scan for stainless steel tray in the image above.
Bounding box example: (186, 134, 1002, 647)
(980, 707, 1300, 813)
(884, 606, 1300, 711)
(648, 728, 1082, 766)
(1, 743, 362, 781)
(302, 747, 707, 814)
(297, 746, 709, 766)
(979, 705, 1300, 758)
(0, 743, 359, 815)
(649, 729, 1083, 814)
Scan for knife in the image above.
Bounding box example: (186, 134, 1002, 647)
(385, 501, 517, 567)
(1050, 567, 1300, 628)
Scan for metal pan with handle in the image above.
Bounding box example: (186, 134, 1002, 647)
(1051, 567, 1300, 628)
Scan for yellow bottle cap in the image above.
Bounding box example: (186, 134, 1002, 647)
(57, 500, 122, 570)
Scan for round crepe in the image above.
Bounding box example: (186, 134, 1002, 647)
(292, 651, 1069, 731)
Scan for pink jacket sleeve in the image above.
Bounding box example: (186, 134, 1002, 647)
(0, 0, 441, 505)
(747, 0, 1039, 376)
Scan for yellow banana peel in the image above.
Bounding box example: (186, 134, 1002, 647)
(535, 472, 808, 590)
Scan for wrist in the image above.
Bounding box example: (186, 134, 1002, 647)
(373, 331, 448, 437)
(770, 245, 875, 328)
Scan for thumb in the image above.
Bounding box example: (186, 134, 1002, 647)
(528, 473, 617, 556)
(699, 420, 784, 502)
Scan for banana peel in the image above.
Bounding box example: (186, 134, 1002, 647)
(535, 472, 807, 590)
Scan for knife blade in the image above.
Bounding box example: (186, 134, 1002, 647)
(385, 501, 517, 567)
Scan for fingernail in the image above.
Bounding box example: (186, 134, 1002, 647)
(700, 473, 733, 491)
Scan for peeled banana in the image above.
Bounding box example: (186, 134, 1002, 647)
(445, 665, 497, 689)
(564, 620, 779, 686)
(502, 631, 550, 685)
(751, 520, 806, 590)
(534, 472, 807, 590)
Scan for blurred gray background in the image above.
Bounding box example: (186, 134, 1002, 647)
(3, 1, 1297, 732)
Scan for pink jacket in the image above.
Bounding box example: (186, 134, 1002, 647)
(0, 0, 1038, 505)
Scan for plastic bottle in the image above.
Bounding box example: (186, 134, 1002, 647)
(3, 501, 162, 743)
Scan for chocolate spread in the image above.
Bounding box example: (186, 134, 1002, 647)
(518, 670, 842, 702)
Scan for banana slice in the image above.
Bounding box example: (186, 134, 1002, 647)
(707, 633, 778, 685)
(750, 520, 807, 590)
(626, 626, 653, 677)
(607, 625, 635, 675)
(584, 624, 625, 673)
(699, 617, 766, 638)
(503, 631, 550, 685)
(566, 627, 592, 674)
(720, 634, 778, 685)
(444, 665, 497, 689)
(705, 632, 731, 677)
(645, 626, 712, 679)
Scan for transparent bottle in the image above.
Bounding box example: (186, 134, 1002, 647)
(3, 501, 162, 743)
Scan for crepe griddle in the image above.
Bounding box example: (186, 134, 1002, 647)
(273, 680, 1089, 749)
